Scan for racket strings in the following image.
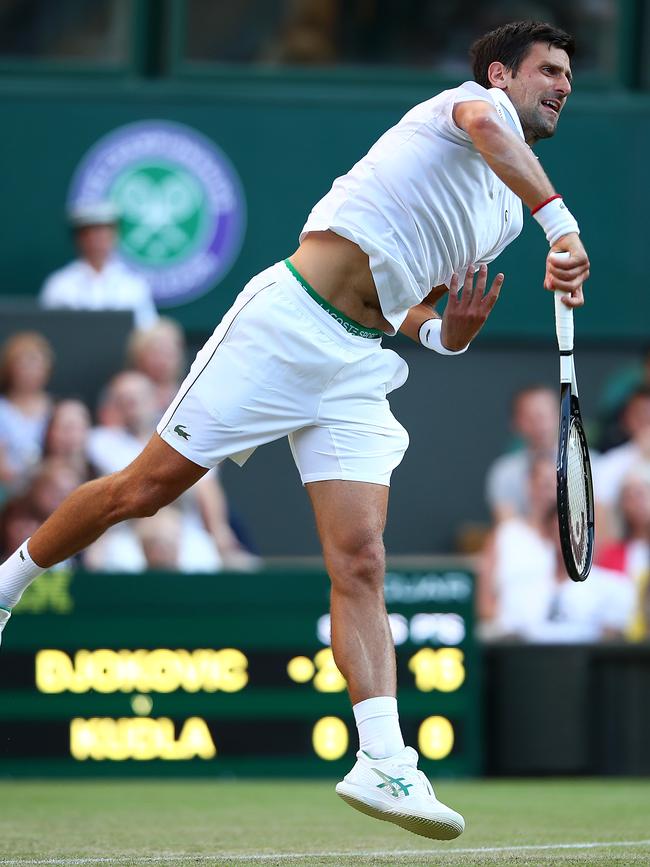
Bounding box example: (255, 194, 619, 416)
(566, 421, 590, 572)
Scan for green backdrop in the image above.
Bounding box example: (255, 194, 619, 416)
(1, 75, 648, 339)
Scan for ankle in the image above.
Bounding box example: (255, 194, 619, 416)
(0, 539, 45, 609)
(353, 695, 405, 759)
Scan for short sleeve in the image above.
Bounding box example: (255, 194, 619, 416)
(429, 81, 495, 145)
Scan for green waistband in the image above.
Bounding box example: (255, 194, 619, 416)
(283, 259, 383, 339)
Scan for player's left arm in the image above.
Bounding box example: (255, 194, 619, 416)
(454, 99, 589, 304)
(399, 264, 504, 352)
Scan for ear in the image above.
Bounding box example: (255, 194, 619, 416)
(487, 61, 509, 89)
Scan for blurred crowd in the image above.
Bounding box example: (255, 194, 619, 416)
(0, 202, 259, 575)
(478, 376, 650, 644)
(184, 0, 616, 75)
(0, 1, 617, 75)
(0, 194, 647, 644)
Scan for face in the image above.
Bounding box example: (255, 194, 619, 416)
(620, 477, 650, 534)
(110, 373, 157, 434)
(75, 224, 116, 263)
(137, 332, 184, 386)
(6, 345, 51, 393)
(624, 396, 650, 438)
(513, 389, 558, 449)
(47, 401, 91, 456)
(492, 42, 573, 144)
(31, 464, 81, 517)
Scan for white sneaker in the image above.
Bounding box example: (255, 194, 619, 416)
(0, 607, 11, 647)
(336, 746, 465, 840)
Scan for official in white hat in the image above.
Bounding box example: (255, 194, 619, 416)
(39, 200, 158, 330)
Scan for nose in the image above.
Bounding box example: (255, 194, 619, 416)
(557, 74, 572, 97)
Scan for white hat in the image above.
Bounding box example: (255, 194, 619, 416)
(67, 200, 120, 228)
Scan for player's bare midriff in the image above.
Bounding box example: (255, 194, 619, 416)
(289, 230, 392, 333)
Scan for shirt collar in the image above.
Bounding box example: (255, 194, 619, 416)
(488, 88, 525, 140)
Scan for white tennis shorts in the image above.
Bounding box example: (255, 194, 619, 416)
(157, 261, 409, 486)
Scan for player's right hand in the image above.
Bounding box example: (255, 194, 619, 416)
(545, 233, 589, 307)
(441, 264, 504, 351)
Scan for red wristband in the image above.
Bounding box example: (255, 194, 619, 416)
(531, 194, 563, 216)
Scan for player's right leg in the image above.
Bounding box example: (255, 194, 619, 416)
(0, 435, 207, 642)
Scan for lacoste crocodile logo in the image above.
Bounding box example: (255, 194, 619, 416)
(19, 549, 25, 562)
(174, 424, 191, 440)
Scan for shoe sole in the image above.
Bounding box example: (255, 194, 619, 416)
(336, 783, 464, 841)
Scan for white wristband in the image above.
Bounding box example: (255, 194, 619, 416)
(532, 195, 580, 246)
(418, 318, 468, 355)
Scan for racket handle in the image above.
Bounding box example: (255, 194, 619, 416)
(551, 251, 574, 353)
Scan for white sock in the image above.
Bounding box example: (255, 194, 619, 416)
(0, 539, 45, 610)
(353, 695, 405, 759)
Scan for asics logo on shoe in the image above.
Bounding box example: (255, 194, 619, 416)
(372, 768, 413, 798)
(174, 424, 191, 440)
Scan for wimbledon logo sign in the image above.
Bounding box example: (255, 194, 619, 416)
(68, 120, 246, 306)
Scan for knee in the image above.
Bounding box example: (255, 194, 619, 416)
(326, 533, 385, 593)
(105, 471, 170, 521)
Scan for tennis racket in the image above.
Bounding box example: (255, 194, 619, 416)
(552, 252, 594, 581)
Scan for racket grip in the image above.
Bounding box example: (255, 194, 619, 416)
(551, 251, 574, 353)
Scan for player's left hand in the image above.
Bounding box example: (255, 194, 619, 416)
(441, 264, 504, 351)
(544, 232, 590, 307)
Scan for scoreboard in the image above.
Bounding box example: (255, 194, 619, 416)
(0, 564, 481, 777)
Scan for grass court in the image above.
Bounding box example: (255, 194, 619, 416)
(1, 778, 649, 866)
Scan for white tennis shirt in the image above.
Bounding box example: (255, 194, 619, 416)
(301, 82, 525, 333)
(40, 258, 158, 330)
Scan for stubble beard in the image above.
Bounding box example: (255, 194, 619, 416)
(517, 103, 557, 146)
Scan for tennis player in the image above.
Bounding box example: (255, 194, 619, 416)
(0, 21, 588, 839)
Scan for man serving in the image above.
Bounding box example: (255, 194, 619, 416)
(0, 21, 588, 841)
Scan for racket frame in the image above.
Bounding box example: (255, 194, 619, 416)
(554, 286, 595, 582)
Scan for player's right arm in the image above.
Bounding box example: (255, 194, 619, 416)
(453, 100, 589, 305)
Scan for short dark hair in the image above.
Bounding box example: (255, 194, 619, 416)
(470, 21, 575, 89)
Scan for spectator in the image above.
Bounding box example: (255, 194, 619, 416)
(595, 387, 650, 518)
(265, 0, 338, 64)
(597, 469, 650, 640)
(0, 495, 39, 561)
(2, 458, 84, 570)
(484, 385, 558, 521)
(596, 346, 650, 451)
(127, 318, 187, 414)
(39, 201, 158, 330)
(43, 399, 95, 482)
(135, 507, 183, 571)
(479, 455, 635, 642)
(0, 332, 54, 490)
(28, 457, 84, 523)
(86, 371, 158, 474)
(85, 370, 259, 572)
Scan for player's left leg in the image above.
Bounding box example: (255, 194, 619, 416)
(306, 478, 464, 840)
